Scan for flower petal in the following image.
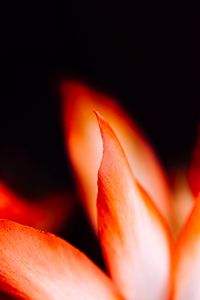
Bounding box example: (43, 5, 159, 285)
(171, 195, 200, 300)
(170, 167, 194, 237)
(0, 219, 121, 300)
(188, 129, 200, 196)
(62, 81, 171, 227)
(0, 182, 73, 231)
(96, 113, 172, 300)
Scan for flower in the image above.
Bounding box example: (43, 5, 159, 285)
(0, 82, 199, 299)
(61, 82, 172, 227)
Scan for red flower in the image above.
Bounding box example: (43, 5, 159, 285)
(0, 82, 199, 299)
(62, 82, 171, 227)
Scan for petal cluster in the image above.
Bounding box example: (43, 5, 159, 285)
(0, 81, 199, 299)
(62, 81, 171, 226)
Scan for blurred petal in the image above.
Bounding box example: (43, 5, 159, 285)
(188, 129, 200, 196)
(0, 219, 121, 300)
(96, 113, 172, 300)
(62, 81, 171, 227)
(170, 167, 194, 237)
(171, 195, 200, 300)
(0, 182, 73, 231)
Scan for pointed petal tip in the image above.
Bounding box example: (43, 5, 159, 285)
(63, 81, 172, 228)
(94, 111, 109, 130)
(93, 110, 102, 122)
(96, 115, 172, 300)
(95, 111, 112, 141)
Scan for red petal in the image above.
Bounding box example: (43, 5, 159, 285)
(96, 113, 172, 300)
(188, 129, 200, 196)
(62, 81, 171, 227)
(0, 182, 73, 231)
(171, 195, 200, 299)
(0, 219, 121, 299)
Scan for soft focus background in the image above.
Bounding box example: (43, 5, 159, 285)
(0, 1, 200, 275)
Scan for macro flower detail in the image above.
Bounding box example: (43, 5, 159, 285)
(62, 82, 172, 227)
(0, 82, 199, 299)
(96, 113, 172, 299)
(0, 219, 120, 299)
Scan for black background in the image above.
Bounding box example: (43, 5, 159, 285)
(0, 1, 200, 287)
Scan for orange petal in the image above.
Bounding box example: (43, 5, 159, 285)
(0, 219, 121, 300)
(96, 113, 172, 300)
(62, 81, 171, 228)
(171, 195, 200, 299)
(170, 167, 194, 237)
(0, 182, 73, 231)
(188, 129, 200, 196)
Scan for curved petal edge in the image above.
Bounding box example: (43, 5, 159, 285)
(0, 219, 121, 300)
(96, 113, 172, 300)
